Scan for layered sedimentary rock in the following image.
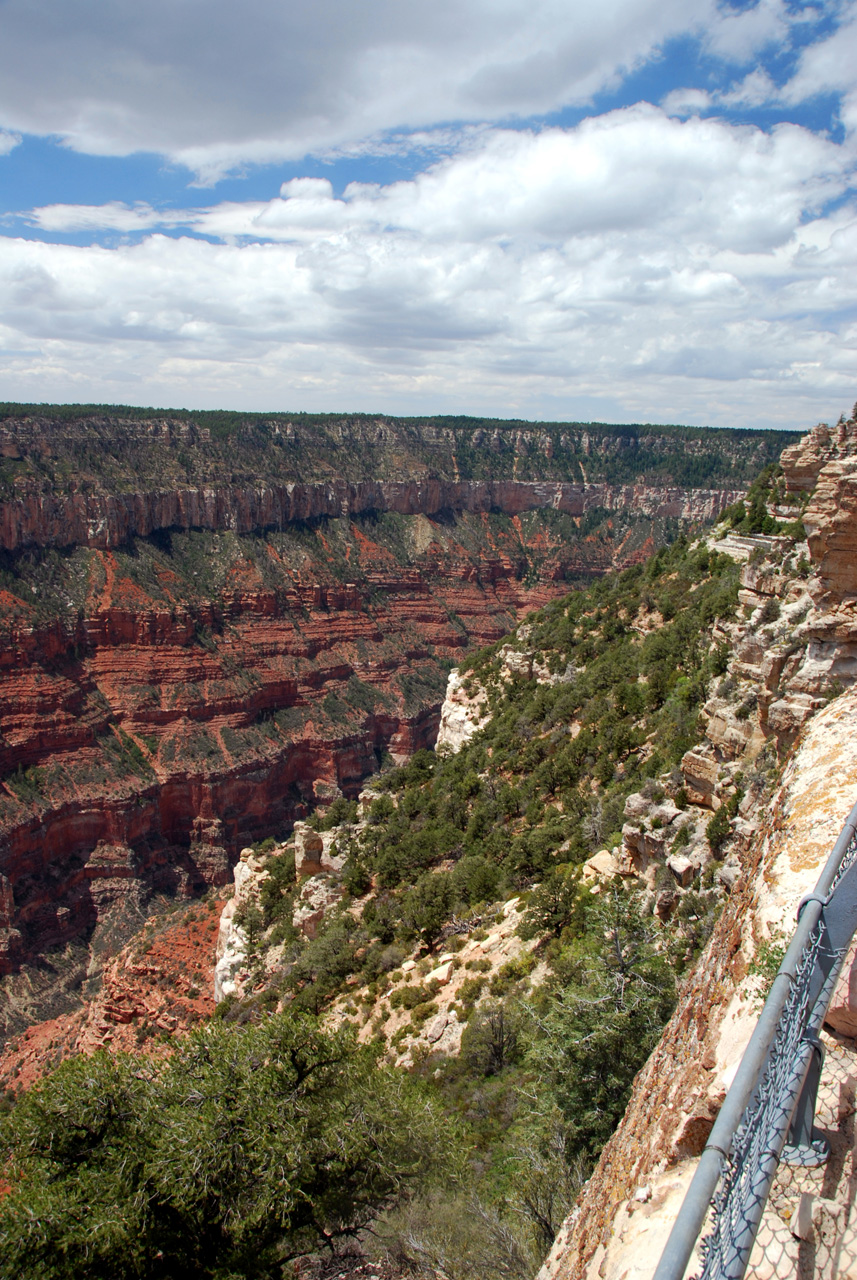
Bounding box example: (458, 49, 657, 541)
(0, 409, 771, 1033)
(0, 475, 740, 992)
(0, 477, 742, 554)
(0, 511, 629, 999)
(780, 417, 857, 495)
(803, 456, 857, 598)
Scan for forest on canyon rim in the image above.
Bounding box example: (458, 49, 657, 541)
(0, 405, 827, 1279)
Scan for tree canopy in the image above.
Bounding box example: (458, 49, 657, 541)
(0, 1013, 456, 1280)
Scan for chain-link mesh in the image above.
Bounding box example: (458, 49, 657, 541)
(827, 830, 857, 898)
(692, 827, 857, 1280)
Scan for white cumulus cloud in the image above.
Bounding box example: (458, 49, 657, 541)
(781, 3, 857, 133)
(3, 108, 855, 429)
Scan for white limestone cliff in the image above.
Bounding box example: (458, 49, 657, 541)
(435, 669, 489, 752)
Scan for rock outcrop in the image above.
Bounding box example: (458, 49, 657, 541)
(214, 848, 273, 1002)
(540, 407, 857, 1280)
(435, 670, 490, 752)
(803, 456, 857, 598)
(779, 417, 857, 495)
(539, 685, 857, 1280)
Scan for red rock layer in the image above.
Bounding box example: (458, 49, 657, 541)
(0, 897, 224, 1092)
(0, 489, 728, 992)
(1, 513, 600, 976)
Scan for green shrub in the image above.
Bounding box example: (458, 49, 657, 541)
(0, 1014, 457, 1279)
(706, 806, 731, 853)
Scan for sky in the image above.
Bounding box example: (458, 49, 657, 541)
(0, 0, 856, 430)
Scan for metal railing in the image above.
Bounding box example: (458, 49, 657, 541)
(653, 797, 857, 1280)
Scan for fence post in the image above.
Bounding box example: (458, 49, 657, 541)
(781, 1036, 829, 1167)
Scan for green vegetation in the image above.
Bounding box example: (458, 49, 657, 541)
(0, 502, 763, 1276)
(339, 537, 739, 917)
(720, 463, 806, 538)
(0, 1013, 456, 1280)
(0, 403, 794, 496)
(183, 533, 742, 1274)
(376, 882, 679, 1277)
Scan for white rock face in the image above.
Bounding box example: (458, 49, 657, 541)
(213, 848, 269, 1003)
(435, 669, 489, 752)
(214, 902, 248, 1003)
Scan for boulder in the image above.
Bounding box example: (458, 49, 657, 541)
(681, 750, 721, 809)
(716, 864, 740, 892)
(293, 822, 348, 877)
(423, 1011, 450, 1043)
(624, 792, 650, 820)
(292, 875, 344, 939)
(583, 850, 621, 880)
(667, 855, 695, 888)
(427, 961, 453, 986)
(654, 890, 676, 920)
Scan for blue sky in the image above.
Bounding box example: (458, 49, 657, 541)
(0, 0, 855, 429)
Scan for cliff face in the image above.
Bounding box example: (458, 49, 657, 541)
(540, 686, 857, 1280)
(803, 458, 857, 598)
(540, 410, 857, 1280)
(0, 529, 543, 994)
(0, 477, 740, 554)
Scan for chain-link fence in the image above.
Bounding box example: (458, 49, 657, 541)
(654, 800, 857, 1280)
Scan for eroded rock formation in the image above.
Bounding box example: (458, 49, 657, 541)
(0, 408, 759, 1027)
(0, 894, 224, 1091)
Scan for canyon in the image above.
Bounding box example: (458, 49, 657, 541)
(0, 408, 781, 1036)
(1, 405, 854, 1279)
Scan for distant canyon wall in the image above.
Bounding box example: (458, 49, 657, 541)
(0, 410, 756, 1023)
(0, 478, 742, 553)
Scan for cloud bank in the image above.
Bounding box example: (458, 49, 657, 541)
(4, 107, 856, 427)
(1, 1, 856, 426)
(0, 0, 775, 178)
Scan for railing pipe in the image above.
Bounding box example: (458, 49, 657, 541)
(652, 795, 857, 1280)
